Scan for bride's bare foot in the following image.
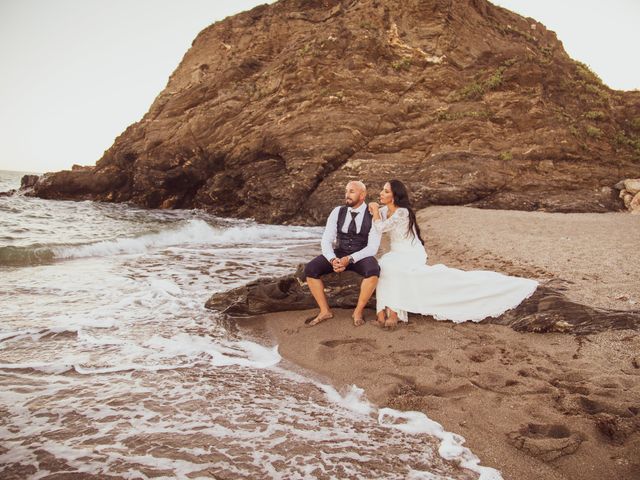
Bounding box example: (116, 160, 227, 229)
(375, 310, 386, 327)
(352, 311, 365, 327)
(384, 309, 399, 329)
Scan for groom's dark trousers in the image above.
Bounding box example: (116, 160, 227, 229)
(305, 253, 380, 279)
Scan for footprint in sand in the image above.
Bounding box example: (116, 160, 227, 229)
(507, 423, 584, 462)
(320, 338, 377, 349)
(594, 413, 639, 445)
(390, 349, 436, 367)
(550, 378, 590, 396)
(317, 338, 379, 357)
(467, 346, 496, 363)
(396, 349, 436, 360)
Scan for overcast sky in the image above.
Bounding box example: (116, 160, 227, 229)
(0, 0, 637, 174)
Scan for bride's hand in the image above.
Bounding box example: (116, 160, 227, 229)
(368, 202, 379, 214)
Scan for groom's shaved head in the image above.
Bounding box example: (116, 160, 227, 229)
(346, 180, 366, 193)
(345, 180, 367, 208)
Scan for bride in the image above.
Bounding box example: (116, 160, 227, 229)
(368, 180, 538, 328)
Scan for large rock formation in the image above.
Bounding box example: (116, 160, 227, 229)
(31, 0, 640, 223)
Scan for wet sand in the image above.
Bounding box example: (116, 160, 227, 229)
(241, 207, 640, 480)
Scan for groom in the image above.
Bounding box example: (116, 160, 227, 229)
(304, 180, 382, 327)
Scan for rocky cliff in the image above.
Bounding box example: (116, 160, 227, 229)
(31, 0, 640, 224)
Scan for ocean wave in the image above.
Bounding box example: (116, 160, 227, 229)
(0, 324, 116, 346)
(145, 333, 282, 369)
(0, 328, 281, 373)
(0, 244, 56, 266)
(0, 219, 320, 266)
(0, 362, 75, 375)
(0, 362, 192, 375)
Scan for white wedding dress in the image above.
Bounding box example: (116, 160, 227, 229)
(374, 207, 538, 322)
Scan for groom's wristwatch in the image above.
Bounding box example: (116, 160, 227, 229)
(348, 256, 354, 264)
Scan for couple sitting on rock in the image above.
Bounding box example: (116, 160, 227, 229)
(304, 180, 538, 328)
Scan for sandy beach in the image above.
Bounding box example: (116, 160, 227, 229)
(241, 207, 640, 480)
(418, 206, 639, 312)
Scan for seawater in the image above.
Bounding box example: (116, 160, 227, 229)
(0, 170, 501, 479)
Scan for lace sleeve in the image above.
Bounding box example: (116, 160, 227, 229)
(373, 208, 409, 233)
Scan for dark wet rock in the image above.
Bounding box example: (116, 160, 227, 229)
(206, 264, 640, 334)
(20, 175, 39, 189)
(31, 167, 127, 201)
(484, 286, 640, 334)
(0, 189, 16, 197)
(205, 264, 374, 315)
(29, 0, 640, 223)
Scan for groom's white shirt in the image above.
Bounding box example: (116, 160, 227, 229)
(321, 202, 384, 263)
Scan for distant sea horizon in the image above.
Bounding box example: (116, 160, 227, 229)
(0, 169, 43, 192)
(0, 168, 43, 174)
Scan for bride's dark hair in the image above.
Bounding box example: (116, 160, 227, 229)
(388, 179, 424, 245)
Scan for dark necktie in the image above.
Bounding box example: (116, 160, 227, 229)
(348, 211, 358, 234)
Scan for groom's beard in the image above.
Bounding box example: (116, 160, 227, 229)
(345, 198, 355, 206)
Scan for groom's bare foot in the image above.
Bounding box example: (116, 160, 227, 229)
(306, 311, 334, 327)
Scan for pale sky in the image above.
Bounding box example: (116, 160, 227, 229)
(0, 0, 637, 174)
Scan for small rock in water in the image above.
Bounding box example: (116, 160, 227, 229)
(20, 174, 39, 189)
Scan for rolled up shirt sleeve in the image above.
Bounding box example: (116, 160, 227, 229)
(321, 207, 340, 262)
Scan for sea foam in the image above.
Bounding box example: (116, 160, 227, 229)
(0, 218, 320, 266)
